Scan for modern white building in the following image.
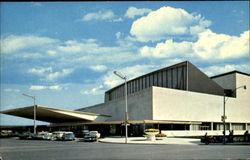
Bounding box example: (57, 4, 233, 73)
(1, 61, 249, 137)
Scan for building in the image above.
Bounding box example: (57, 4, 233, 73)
(1, 61, 249, 137)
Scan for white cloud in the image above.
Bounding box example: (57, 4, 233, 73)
(30, 85, 62, 90)
(130, 6, 211, 42)
(140, 39, 193, 58)
(115, 32, 122, 39)
(31, 2, 43, 7)
(89, 65, 107, 72)
(139, 29, 249, 61)
(81, 85, 104, 95)
(1, 35, 58, 54)
(193, 30, 250, 60)
(4, 88, 20, 93)
(202, 63, 250, 77)
(102, 64, 158, 88)
(28, 67, 73, 81)
(28, 67, 53, 75)
(125, 7, 152, 19)
(81, 10, 115, 21)
(57, 40, 99, 54)
(46, 69, 73, 81)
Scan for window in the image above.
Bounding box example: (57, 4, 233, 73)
(150, 74, 154, 86)
(162, 71, 167, 87)
(167, 70, 172, 88)
(153, 73, 158, 86)
(158, 72, 162, 87)
(172, 68, 177, 89)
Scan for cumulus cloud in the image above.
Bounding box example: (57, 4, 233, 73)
(4, 88, 20, 93)
(57, 39, 99, 54)
(81, 10, 116, 21)
(140, 39, 193, 58)
(194, 30, 250, 60)
(28, 67, 53, 75)
(102, 64, 158, 88)
(46, 69, 73, 81)
(28, 67, 73, 81)
(202, 63, 250, 77)
(1, 35, 58, 54)
(30, 85, 62, 90)
(89, 65, 107, 72)
(115, 32, 122, 39)
(130, 6, 211, 42)
(139, 29, 249, 60)
(125, 7, 152, 19)
(81, 85, 104, 95)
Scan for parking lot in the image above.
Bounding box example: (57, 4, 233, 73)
(1, 138, 250, 160)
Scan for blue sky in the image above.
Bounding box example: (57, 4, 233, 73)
(1, 1, 249, 125)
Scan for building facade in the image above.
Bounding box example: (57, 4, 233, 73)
(77, 61, 250, 137)
(1, 61, 249, 137)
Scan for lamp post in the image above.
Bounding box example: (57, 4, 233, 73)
(22, 93, 36, 134)
(222, 85, 246, 145)
(114, 71, 128, 144)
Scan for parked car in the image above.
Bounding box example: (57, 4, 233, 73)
(84, 131, 100, 142)
(52, 131, 66, 140)
(75, 130, 89, 138)
(62, 132, 75, 141)
(43, 133, 53, 140)
(18, 132, 32, 139)
(89, 131, 100, 139)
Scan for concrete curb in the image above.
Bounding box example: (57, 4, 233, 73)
(99, 137, 202, 145)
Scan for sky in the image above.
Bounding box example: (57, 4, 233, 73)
(0, 1, 249, 125)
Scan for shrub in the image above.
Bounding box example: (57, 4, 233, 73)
(155, 133, 167, 137)
(144, 129, 159, 132)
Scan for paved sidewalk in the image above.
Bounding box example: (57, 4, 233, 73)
(99, 136, 202, 145)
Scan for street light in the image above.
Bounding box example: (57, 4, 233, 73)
(114, 71, 128, 144)
(222, 85, 246, 145)
(22, 93, 36, 134)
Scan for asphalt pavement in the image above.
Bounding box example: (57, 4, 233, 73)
(0, 138, 250, 160)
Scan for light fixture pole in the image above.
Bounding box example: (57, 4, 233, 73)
(114, 71, 128, 144)
(23, 93, 36, 134)
(222, 85, 246, 145)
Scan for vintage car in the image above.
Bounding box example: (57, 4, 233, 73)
(84, 131, 100, 142)
(62, 132, 76, 141)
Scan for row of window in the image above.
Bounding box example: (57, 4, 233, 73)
(105, 65, 187, 101)
(191, 123, 247, 131)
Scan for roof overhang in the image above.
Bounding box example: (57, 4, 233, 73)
(0, 105, 111, 123)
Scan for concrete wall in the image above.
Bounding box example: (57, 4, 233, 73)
(212, 73, 236, 90)
(162, 130, 246, 137)
(152, 74, 250, 123)
(80, 87, 153, 121)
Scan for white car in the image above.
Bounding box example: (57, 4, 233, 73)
(89, 131, 100, 139)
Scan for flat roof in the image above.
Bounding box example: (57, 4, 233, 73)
(210, 70, 250, 79)
(50, 120, 202, 127)
(0, 105, 110, 123)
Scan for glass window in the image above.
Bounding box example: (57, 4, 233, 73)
(135, 79, 138, 92)
(158, 72, 162, 87)
(167, 70, 172, 88)
(162, 71, 167, 87)
(150, 74, 154, 86)
(172, 68, 177, 88)
(131, 80, 134, 93)
(153, 73, 158, 86)
(177, 67, 183, 89)
(138, 78, 141, 91)
(142, 77, 145, 89)
(147, 75, 150, 88)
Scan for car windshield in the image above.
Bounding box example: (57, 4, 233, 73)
(64, 134, 74, 138)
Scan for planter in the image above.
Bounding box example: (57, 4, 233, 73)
(156, 136, 166, 140)
(145, 132, 158, 141)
